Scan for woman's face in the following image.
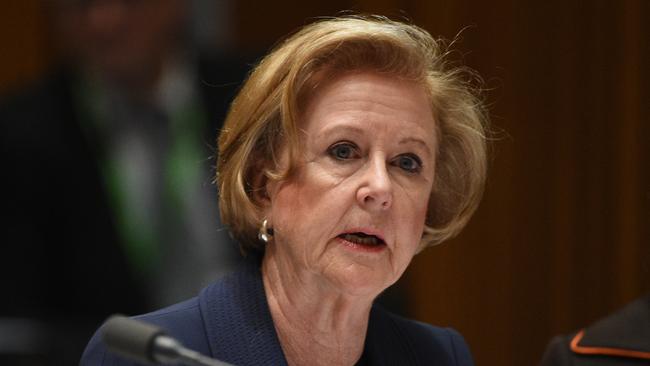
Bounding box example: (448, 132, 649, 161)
(265, 71, 437, 297)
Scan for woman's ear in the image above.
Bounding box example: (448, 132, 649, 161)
(250, 165, 272, 208)
(250, 148, 286, 212)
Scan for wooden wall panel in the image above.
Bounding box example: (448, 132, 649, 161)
(402, 1, 649, 365)
(0, 2, 52, 95)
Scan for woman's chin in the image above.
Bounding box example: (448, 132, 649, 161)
(320, 256, 395, 298)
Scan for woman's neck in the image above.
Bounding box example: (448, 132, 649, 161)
(262, 250, 374, 366)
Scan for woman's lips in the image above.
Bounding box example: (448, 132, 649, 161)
(336, 232, 387, 252)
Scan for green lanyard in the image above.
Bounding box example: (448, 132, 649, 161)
(75, 78, 208, 281)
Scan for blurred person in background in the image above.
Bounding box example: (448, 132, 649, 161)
(0, 0, 248, 363)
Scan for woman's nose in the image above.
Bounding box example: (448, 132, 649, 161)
(356, 156, 393, 211)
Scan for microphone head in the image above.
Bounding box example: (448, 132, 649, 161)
(101, 314, 165, 364)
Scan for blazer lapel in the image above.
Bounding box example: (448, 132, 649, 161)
(198, 258, 288, 366)
(360, 305, 420, 366)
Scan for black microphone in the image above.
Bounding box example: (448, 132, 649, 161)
(101, 314, 234, 366)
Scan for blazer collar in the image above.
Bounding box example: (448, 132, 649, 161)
(198, 256, 288, 366)
(570, 295, 650, 360)
(197, 255, 420, 366)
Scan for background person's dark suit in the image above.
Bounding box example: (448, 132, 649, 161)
(0, 52, 250, 364)
(539, 295, 650, 366)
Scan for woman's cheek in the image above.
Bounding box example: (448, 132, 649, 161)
(307, 160, 356, 188)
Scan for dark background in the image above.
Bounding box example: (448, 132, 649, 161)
(1, 1, 648, 365)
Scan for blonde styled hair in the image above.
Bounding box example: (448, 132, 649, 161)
(216, 15, 488, 253)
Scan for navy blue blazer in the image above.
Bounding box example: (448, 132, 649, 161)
(81, 258, 474, 365)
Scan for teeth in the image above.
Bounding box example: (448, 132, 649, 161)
(342, 233, 382, 246)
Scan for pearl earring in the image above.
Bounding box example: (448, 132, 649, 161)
(258, 219, 273, 243)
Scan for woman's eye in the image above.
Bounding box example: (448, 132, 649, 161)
(395, 154, 422, 173)
(328, 143, 358, 160)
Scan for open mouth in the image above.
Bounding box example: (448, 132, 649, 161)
(337, 232, 386, 249)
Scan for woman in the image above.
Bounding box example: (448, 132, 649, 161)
(82, 15, 488, 366)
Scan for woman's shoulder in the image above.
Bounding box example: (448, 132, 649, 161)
(80, 297, 207, 365)
(365, 305, 474, 366)
(79, 261, 267, 365)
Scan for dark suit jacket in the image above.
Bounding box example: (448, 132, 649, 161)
(81, 258, 475, 366)
(0, 52, 250, 363)
(539, 295, 650, 366)
(0, 52, 250, 318)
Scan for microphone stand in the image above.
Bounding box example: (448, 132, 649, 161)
(102, 315, 235, 366)
(152, 335, 233, 366)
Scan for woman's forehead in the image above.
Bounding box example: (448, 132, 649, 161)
(299, 71, 436, 140)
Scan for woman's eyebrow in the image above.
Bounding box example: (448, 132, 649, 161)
(315, 124, 364, 139)
(316, 126, 433, 156)
(398, 137, 433, 159)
